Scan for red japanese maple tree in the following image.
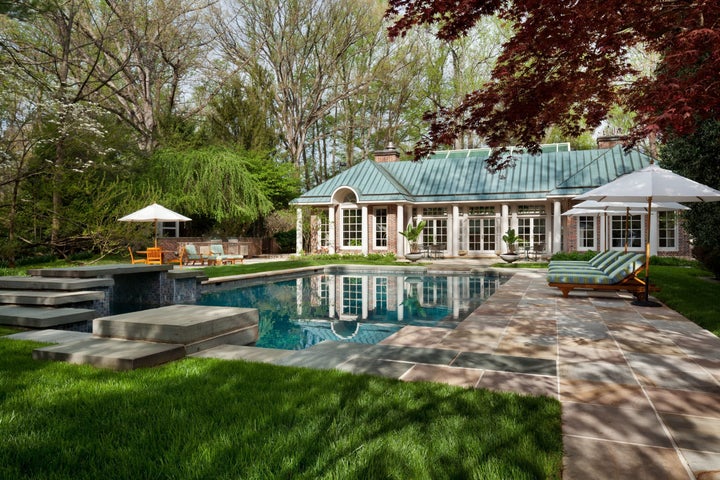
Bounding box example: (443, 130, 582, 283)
(386, 0, 720, 169)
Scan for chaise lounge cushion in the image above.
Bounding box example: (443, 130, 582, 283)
(548, 250, 622, 271)
(546, 253, 644, 285)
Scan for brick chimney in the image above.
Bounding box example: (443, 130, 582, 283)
(596, 135, 628, 149)
(374, 142, 400, 163)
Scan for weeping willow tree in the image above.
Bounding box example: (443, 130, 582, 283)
(148, 147, 274, 232)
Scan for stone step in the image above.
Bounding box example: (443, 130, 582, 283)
(0, 290, 105, 306)
(183, 324, 258, 355)
(0, 305, 95, 328)
(0, 276, 113, 291)
(32, 338, 185, 371)
(93, 304, 258, 344)
(28, 264, 171, 278)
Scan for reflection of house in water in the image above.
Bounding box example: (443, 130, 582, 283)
(287, 273, 505, 346)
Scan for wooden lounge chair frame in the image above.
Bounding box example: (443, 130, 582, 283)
(548, 270, 651, 301)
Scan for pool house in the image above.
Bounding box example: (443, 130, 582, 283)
(290, 140, 691, 259)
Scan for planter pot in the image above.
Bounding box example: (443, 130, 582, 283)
(458, 250, 468, 256)
(499, 253, 520, 263)
(404, 252, 424, 262)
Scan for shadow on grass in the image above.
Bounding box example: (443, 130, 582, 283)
(0, 339, 562, 480)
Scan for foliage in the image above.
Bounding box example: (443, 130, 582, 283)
(549, 251, 599, 262)
(660, 119, 720, 276)
(501, 228, 521, 254)
(147, 147, 273, 229)
(273, 230, 297, 253)
(399, 220, 426, 253)
(386, 1, 720, 168)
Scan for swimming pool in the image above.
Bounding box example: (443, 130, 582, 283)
(198, 270, 508, 350)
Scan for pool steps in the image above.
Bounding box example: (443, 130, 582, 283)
(31, 305, 259, 370)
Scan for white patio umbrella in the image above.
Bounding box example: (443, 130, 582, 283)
(119, 203, 191, 247)
(575, 163, 720, 306)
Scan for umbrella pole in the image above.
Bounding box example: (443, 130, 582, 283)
(633, 198, 661, 307)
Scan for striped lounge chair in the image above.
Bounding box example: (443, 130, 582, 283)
(548, 249, 622, 271)
(209, 244, 244, 265)
(547, 252, 649, 300)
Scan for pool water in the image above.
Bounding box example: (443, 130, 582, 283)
(198, 271, 508, 350)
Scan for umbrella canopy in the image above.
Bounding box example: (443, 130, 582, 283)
(574, 163, 720, 305)
(119, 203, 191, 246)
(573, 200, 689, 212)
(575, 164, 720, 203)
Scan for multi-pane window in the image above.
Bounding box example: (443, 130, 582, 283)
(468, 218, 496, 251)
(160, 221, 179, 238)
(342, 208, 361, 247)
(342, 276, 362, 316)
(317, 214, 329, 248)
(517, 217, 546, 248)
(374, 277, 387, 315)
(374, 208, 387, 248)
(611, 215, 643, 248)
(421, 207, 448, 217)
(658, 211, 677, 249)
(578, 216, 596, 250)
(466, 207, 496, 252)
(423, 219, 447, 246)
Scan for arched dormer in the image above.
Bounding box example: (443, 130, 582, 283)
(331, 187, 359, 206)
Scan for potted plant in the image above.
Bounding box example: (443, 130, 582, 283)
(399, 220, 426, 261)
(500, 228, 522, 263)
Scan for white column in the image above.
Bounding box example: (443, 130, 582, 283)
(553, 201, 562, 253)
(296, 278, 303, 316)
(296, 208, 303, 254)
(397, 205, 405, 256)
(362, 276, 369, 320)
(328, 275, 336, 319)
(497, 203, 510, 253)
(451, 205, 460, 256)
(361, 205, 369, 255)
(599, 213, 607, 251)
(328, 206, 336, 254)
(501, 204, 509, 243)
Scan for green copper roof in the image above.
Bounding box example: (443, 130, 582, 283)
(291, 145, 652, 205)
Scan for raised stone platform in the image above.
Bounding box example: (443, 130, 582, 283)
(0, 276, 114, 290)
(31, 304, 259, 370)
(0, 289, 105, 306)
(33, 337, 185, 370)
(0, 305, 95, 328)
(28, 264, 171, 278)
(93, 304, 258, 344)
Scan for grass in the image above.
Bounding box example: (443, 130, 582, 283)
(650, 264, 720, 336)
(202, 253, 424, 277)
(0, 338, 562, 479)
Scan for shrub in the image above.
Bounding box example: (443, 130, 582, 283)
(273, 230, 296, 253)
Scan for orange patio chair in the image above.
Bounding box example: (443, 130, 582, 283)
(145, 247, 163, 265)
(128, 247, 147, 264)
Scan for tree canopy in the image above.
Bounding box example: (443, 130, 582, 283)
(386, 0, 720, 169)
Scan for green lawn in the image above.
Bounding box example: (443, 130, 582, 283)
(0, 338, 562, 479)
(650, 265, 720, 336)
